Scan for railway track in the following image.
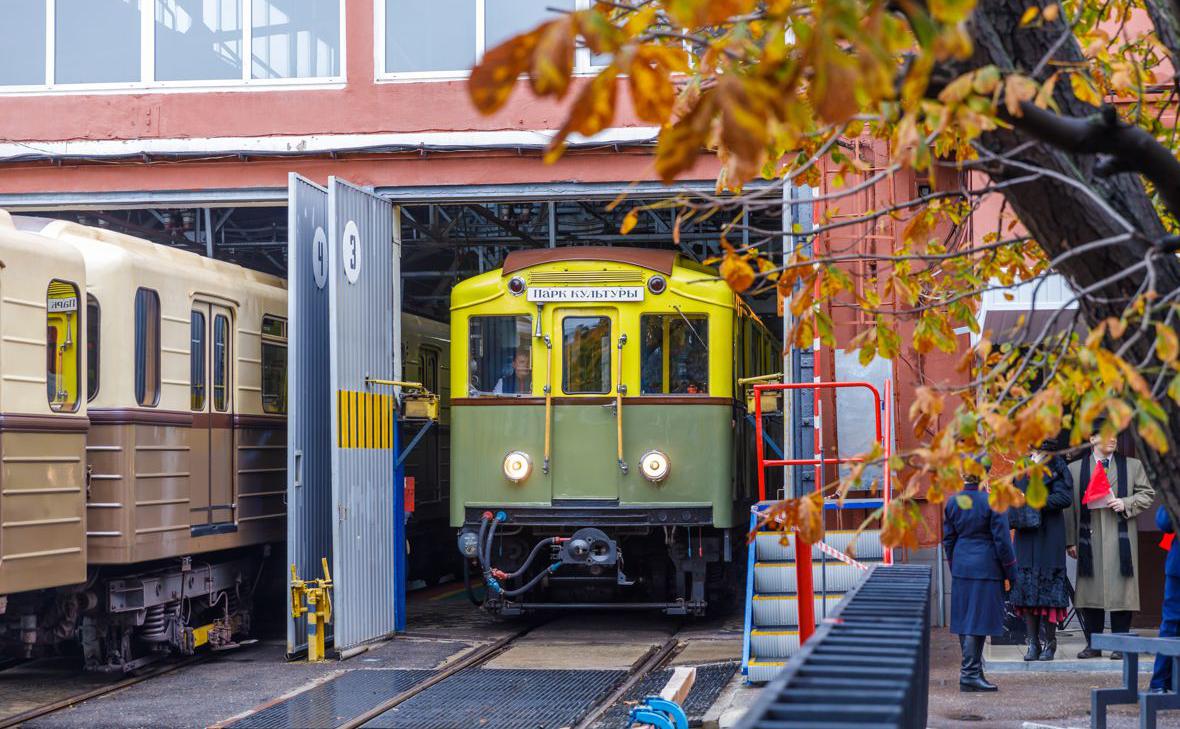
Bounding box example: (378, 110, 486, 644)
(0, 654, 210, 729)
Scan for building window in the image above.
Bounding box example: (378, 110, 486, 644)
(191, 310, 207, 410)
(47, 280, 82, 413)
(0, 0, 47, 87)
(134, 288, 161, 407)
(377, 0, 593, 80)
(1, 0, 343, 92)
(261, 315, 287, 414)
(213, 313, 230, 412)
(639, 314, 709, 395)
(562, 316, 610, 395)
(87, 295, 100, 401)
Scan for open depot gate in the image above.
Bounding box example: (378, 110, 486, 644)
(286, 174, 403, 656)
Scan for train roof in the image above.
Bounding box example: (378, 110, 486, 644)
(501, 247, 680, 275)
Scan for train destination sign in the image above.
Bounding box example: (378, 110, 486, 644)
(526, 286, 644, 302)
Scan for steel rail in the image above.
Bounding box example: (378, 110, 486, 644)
(572, 636, 681, 729)
(0, 654, 209, 729)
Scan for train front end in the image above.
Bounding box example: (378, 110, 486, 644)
(450, 248, 764, 615)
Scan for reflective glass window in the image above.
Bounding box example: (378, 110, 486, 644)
(261, 315, 287, 414)
(0, 0, 46, 86)
(562, 316, 610, 395)
(47, 280, 81, 412)
(640, 313, 709, 395)
(484, 0, 573, 51)
(191, 310, 206, 410)
(383, 0, 475, 74)
(134, 288, 161, 407)
(213, 313, 230, 411)
(156, 0, 244, 81)
(467, 315, 531, 396)
(87, 295, 100, 401)
(251, 0, 340, 79)
(55, 0, 142, 84)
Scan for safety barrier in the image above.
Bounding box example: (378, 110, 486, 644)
(733, 564, 932, 729)
(751, 379, 894, 645)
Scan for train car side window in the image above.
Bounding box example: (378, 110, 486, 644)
(190, 310, 206, 410)
(46, 280, 81, 412)
(86, 295, 100, 401)
(261, 315, 287, 414)
(467, 315, 531, 396)
(639, 313, 709, 395)
(134, 288, 161, 407)
(419, 344, 440, 395)
(213, 314, 230, 412)
(562, 316, 611, 395)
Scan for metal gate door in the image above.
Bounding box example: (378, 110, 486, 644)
(286, 174, 332, 656)
(327, 177, 401, 650)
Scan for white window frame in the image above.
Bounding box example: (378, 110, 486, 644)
(375, 0, 601, 83)
(0, 0, 347, 96)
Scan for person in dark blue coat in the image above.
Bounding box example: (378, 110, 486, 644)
(1150, 506, 1180, 692)
(943, 471, 1018, 692)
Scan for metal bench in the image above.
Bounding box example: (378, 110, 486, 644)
(1090, 633, 1180, 729)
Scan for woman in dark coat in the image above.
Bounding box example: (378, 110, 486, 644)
(1009, 443, 1073, 661)
(943, 472, 1017, 692)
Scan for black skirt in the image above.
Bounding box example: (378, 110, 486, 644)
(951, 576, 1007, 636)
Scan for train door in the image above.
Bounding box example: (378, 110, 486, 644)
(191, 301, 236, 532)
(551, 307, 620, 501)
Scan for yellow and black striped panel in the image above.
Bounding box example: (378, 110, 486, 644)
(336, 390, 395, 449)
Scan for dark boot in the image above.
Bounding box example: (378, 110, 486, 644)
(960, 635, 998, 692)
(1023, 613, 1041, 661)
(1038, 620, 1057, 661)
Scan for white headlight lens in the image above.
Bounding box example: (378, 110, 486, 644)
(503, 451, 532, 482)
(640, 450, 670, 482)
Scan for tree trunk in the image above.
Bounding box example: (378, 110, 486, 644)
(959, 0, 1180, 520)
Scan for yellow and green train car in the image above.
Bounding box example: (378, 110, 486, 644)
(450, 247, 777, 615)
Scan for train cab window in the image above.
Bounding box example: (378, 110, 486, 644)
(640, 313, 709, 395)
(261, 316, 287, 414)
(562, 316, 611, 394)
(213, 314, 230, 412)
(467, 315, 531, 396)
(86, 295, 99, 401)
(419, 345, 440, 395)
(46, 280, 81, 412)
(190, 311, 206, 410)
(134, 288, 161, 407)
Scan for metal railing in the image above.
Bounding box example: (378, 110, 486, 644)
(734, 564, 933, 729)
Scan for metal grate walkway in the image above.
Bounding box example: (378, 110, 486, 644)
(589, 661, 739, 728)
(229, 669, 435, 729)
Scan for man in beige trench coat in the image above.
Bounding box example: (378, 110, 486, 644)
(1064, 426, 1155, 659)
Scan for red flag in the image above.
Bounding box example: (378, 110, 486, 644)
(1161, 533, 1175, 551)
(1083, 460, 1112, 505)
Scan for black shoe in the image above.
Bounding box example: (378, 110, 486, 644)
(1038, 623, 1057, 661)
(1149, 687, 1168, 694)
(1023, 639, 1041, 661)
(1110, 651, 1125, 660)
(960, 676, 999, 692)
(1078, 647, 1102, 659)
(1023, 614, 1041, 661)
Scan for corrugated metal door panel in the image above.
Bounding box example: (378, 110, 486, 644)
(286, 174, 333, 656)
(327, 178, 400, 650)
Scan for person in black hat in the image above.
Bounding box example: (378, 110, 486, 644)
(1009, 438, 1074, 661)
(1064, 421, 1155, 659)
(943, 461, 1017, 692)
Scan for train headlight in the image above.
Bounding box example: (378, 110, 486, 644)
(507, 276, 527, 296)
(640, 450, 670, 483)
(503, 451, 533, 483)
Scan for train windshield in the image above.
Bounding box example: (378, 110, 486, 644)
(468, 315, 532, 396)
(640, 313, 709, 395)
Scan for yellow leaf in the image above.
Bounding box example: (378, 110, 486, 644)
(814, 49, 860, 125)
(1156, 323, 1180, 364)
(529, 17, 575, 98)
(956, 494, 973, 510)
(468, 29, 541, 114)
(1070, 73, 1102, 106)
(544, 68, 620, 162)
(720, 249, 756, 293)
(1042, 3, 1060, 21)
(1004, 74, 1037, 117)
(1140, 418, 1170, 453)
(1026, 470, 1048, 509)
(1168, 373, 1180, 404)
(1020, 6, 1040, 26)
(655, 90, 716, 183)
(620, 209, 639, 235)
(938, 72, 976, 105)
(1035, 73, 1058, 109)
(629, 48, 676, 124)
(1105, 398, 1133, 430)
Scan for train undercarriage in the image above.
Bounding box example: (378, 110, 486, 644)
(0, 546, 270, 672)
(460, 508, 742, 617)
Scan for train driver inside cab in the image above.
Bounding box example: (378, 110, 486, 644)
(494, 349, 532, 394)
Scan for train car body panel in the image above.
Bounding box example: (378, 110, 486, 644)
(0, 211, 89, 595)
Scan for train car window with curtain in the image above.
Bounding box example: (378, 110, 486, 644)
(86, 295, 100, 401)
(213, 314, 230, 412)
(639, 313, 709, 395)
(46, 280, 81, 412)
(261, 315, 287, 414)
(467, 316, 531, 396)
(134, 288, 161, 407)
(562, 316, 611, 394)
(190, 310, 206, 410)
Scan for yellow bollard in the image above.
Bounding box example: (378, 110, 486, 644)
(290, 557, 333, 662)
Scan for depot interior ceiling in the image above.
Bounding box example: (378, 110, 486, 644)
(41, 197, 784, 320)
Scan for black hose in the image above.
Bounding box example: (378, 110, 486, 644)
(476, 517, 490, 570)
(500, 537, 557, 581)
(482, 516, 501, 577)
(499, 564, 558, 598)
(462, 558, 483, 607)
